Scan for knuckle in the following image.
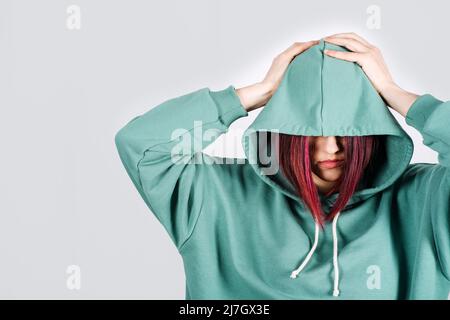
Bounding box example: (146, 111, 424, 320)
(369, 46, 379, 55)
(361, 52, 371, 61)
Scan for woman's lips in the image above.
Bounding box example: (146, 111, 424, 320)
(318, 160, 344, 169)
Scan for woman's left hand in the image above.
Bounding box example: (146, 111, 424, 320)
(323, 32, 419, 117)
(322, 32, 394, 95)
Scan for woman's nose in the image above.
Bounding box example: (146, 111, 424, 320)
(324, 136, 341, 154)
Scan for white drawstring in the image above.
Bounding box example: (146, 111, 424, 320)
(332, 211, 341, 297)
(290, 211, 342, 297)
(290, 222, 320, 279)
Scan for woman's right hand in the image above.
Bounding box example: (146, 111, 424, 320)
(236, 40, 320, 112)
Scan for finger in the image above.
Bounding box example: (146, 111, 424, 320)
(324, 32, 371, 46)
(282, 40, 320, 59)
(323, 49, 361, 64)
(323, 36, 369, 53)
(287, 40, 320, 55)
(324, 32, 372, 47)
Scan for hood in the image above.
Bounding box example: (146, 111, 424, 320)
(240, 38, 414, 297)
(241, 38, 414, 210)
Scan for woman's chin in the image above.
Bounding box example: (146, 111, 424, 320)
(316, 170, 342, 182)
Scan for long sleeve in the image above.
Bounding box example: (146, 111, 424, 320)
(403, 93, 450, 280)
(405, 94, 450, 169)
(114, 85, 248, 251)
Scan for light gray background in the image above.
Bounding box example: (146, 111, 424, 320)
(1, 0, 448, 299)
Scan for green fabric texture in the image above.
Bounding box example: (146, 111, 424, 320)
(115, 38, 450, 299)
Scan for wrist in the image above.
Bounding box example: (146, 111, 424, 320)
(378, 80, 400, 98)
(236, 82, 274, 112)
(379, 82, 419, 117)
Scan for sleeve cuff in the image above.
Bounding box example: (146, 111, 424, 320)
(210, 85, 249, 127)
(405, 93, 444, 131)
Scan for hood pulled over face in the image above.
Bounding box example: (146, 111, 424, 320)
(241, 38, 414, 210)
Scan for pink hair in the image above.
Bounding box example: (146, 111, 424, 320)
(278, 134, 379, 227)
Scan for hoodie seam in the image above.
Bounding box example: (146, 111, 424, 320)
(320, 43, 325, 135)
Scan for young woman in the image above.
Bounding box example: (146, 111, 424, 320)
(115, 32, 450, 299)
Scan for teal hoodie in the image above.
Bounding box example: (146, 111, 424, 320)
(115, 39, 450, 299)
